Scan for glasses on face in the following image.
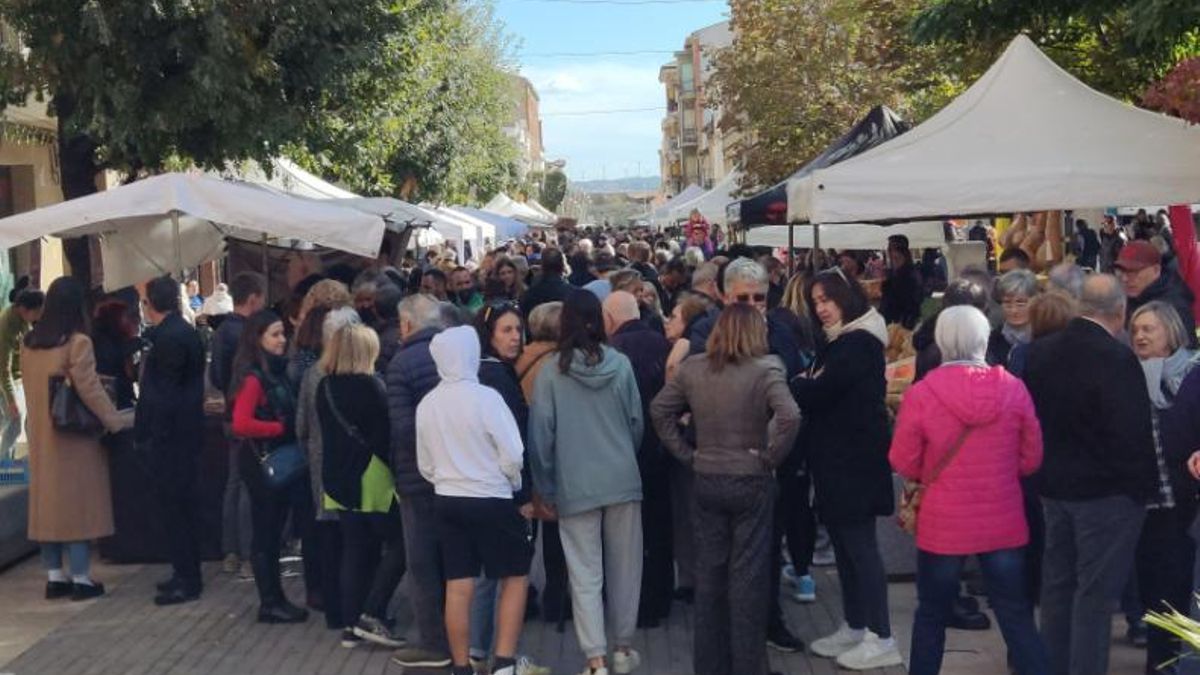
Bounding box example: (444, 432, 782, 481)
(735, 293, 768, 304)
(1001, 298, 1030, 309)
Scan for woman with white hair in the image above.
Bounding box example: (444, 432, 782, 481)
(1128, 301, 1198, 673)
(889, 306, 1048, 675)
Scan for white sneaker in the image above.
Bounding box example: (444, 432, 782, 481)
(810, 622, 865, 658)
(612, 648, 641, 674)
(835, 632, 904, 671)
(516, 656, 551, 675)
(577, 667, 609, 675)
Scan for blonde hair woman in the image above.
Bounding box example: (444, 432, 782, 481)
(315, 323, 406, 648)
(651, 304, 801, 675)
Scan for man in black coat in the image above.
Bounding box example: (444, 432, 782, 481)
(1115, 240, 1198, 348)
(385, 293, 452, 669)
(207, 272, 265, 398)
(603, 291, 673, 627)
(137, 276, 207, 606)
(1023, 274, 1157, 675)
(520, 247, 572, 316)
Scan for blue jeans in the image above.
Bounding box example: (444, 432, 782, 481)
(40, 541, 91, 577)
(910, 547, 1049, 675)
(469, 576, 498, 660)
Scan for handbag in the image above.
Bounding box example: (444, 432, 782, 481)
(258, 441, 307, 489)
(49, 371, 119, 437)
(897, 425, 973, 536)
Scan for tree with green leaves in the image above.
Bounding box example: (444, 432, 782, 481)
(0, 0, 408, 283)
(710, 0, 960, 194)
(292, 0, 521, 205)
(912, 0, 1200, 102)
(539, 169, 568, 212)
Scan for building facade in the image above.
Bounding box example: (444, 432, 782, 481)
(658, 21, 733, 196)
(506, 75, 545, 182)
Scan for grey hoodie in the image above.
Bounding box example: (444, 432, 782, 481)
(528, 345, 644, 517)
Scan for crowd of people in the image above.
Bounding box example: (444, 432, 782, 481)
(13, 208, 1200, 675)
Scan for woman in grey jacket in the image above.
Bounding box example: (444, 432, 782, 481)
(529, 290, 644, 675)
(651, 304, 801, 675)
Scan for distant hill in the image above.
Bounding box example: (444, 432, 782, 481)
(572, 176, 660, 194)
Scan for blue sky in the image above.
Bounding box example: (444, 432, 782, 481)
(495, 0, 729, 182)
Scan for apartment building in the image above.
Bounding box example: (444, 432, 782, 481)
(658, 21, 733, 196)
(506, 74, 545, 182)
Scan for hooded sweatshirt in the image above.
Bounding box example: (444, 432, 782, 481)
(416, 326, 524, 500)
(528, 345, 644, 517)
(889, 364, 1043, 555)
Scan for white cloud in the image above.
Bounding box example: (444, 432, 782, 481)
(522, 61, 666, 181)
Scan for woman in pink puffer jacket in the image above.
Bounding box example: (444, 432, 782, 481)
(889, 306, 1049, 675)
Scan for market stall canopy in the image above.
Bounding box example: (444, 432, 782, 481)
(439, 207, 497, 254)
(483, 193, 554, 225)
(644, 184, 705, 226)
(668, 171, 741, 225)
(788, 35, 1200, 224)
(745, 221, 946, 250)
(453, 206, 529, 241)
(227, 158, 359, 200)
(0, 172, 385, 290)
(738, 106, 908, 227)
(526, 199, 558, 221)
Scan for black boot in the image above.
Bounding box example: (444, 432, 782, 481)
(258, 598, 309, 624)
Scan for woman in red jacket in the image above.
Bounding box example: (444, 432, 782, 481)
(889, 305, 1048, 675)
(230, 310, 310, 624)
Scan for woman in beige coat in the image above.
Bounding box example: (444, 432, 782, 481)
(22, 277, 132, 601)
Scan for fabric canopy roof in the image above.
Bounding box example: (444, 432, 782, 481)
(745, 221, 946, 250)
(668, 172, 741, 225)
(453, 207, 529, 241)
(0, 172, 384, 290)
(526, 199, 557, 221)
(788, 35, 1200, 224)
(644, 184, 705, 226)
(484, 193, 554, 225)
(228, 158, 359, 200)
(738, 106, 908, 227)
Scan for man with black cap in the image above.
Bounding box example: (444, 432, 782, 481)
(1115, 240, 1197, 347)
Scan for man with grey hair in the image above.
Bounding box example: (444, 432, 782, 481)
(690, 262, 721, 303)
(1024, 274, 1157, 675)
(387, 293, 453, 669)
(1047, 262, 1086, 299)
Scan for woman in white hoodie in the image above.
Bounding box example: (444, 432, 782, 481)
(790, 268, 901, 671)
(416, 326, 531, 675)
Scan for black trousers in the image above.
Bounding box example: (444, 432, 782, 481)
(638, 462, 674, 624)
(340, 504, 406, 622)
(828, 519, 891, 638)
(770, 469, 816, 629)
(315, 521, 344, 628)
(238, 445, 316, 605)
(152, 443, 202, 589)
(540, 521, 572, 623)
(693, 473, 775, 675)
(1137, 504, 1196, 675)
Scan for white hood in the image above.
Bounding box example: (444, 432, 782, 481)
(431, 326, 480, 383)
(825, 307, 889, 346)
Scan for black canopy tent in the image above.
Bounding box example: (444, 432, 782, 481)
(737, 105, 910, 228)
(733, 106, 910, 271)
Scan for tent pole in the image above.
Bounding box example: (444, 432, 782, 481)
(813, 223, 822, 269)
(260, 233, 270, 305)
(787, 224, 795, 276)
(171, 211, 183, 279)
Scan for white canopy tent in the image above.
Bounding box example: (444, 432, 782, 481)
(788, 35, 1200, 224)
(643, 184, 705, 227)
(483, 193, 554, 225)
(0, 172, 384, 290)
(526, 199, 557, 221)
(432, 207, 496, 262)
(746, 221, 946, 250)
(668, 172, 741, 225)
(227, 158, 359, 200)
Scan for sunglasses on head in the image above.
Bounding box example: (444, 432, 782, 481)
(482, 301, 518, 323)
(735, 293, 767, 304)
